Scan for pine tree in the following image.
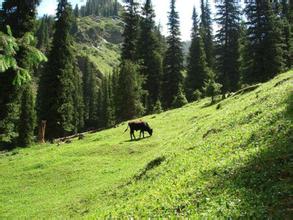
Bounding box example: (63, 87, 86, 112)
(137, 0, 163, 113)
(215, 0, 241, 94)
(0, 0, 40, 146)
(185, 7, 210, 101)
(74, 4, 79, 17)
(82, 58, 98, 128)
(121, 0, 140, 61)
(38, 0, 82, 139)
(200, 0, 215, 69)
(162, 0, 184, 109)
(243, 0, 284, 84)
(18, 85, 36, 147)
(116, 60, 145, 121)
(279, 0, 292, 69)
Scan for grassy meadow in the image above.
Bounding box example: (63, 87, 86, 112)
(0, 71, 292, 218)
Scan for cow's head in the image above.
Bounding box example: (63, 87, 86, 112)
(149, 128, 153, 136)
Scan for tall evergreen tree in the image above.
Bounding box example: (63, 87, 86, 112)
(38, 0, 83, 139)
(0, 0, 40, 146)
(137, 0, 163, 112)
(185, 7, 210, 101)
(279, 0, 292, 69)
(116, 0, 144, 121)
(116, 61, 145, 121)
(121, 0, 140, 61)
(215, 0, 241, 93)
(74, 4, 79, 17)
(200, 0, 215, 69)
(18, 85, 36, 147)
(243, 0, 284, 84)
(162, 0, 184, 109)
(82, 58, 98, 128)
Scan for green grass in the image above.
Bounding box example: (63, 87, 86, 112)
(0, 71, 292, 218)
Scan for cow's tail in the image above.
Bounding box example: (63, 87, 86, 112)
(123, 124, 129, 134)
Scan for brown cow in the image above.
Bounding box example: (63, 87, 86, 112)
(124, 120, 153, 140)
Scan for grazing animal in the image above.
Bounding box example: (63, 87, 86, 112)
(124, 121, 153, 140)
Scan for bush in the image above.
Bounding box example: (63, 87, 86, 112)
(172, 87, 188, 108)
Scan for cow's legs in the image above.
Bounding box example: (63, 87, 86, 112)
(131, 129, 136, 140)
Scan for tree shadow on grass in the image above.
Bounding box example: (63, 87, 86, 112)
(203, 93, 293, 218)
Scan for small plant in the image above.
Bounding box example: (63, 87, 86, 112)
(192, 89, 202, 101)
(172, 87, 188, 108)
(204, 77, 222, 104)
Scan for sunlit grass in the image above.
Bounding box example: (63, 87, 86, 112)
(0, 71, 292, 218)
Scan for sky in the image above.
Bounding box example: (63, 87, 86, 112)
(0, 0, 243, 41)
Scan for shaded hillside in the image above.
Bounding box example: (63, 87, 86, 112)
(0, 71, 292, 218)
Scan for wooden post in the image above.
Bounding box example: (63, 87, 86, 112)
(38, 120, 47, 144)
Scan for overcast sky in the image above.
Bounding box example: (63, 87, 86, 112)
(0, 0, 244, 41)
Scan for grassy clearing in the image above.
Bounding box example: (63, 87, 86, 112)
(0, 71, 292, 218)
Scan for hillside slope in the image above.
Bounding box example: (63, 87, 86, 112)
(0, 71, 292, 218)
(74, 16, 123, 75)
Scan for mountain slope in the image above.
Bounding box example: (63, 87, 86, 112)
(75, 16, 123, 75)
(0, 71, 292, 218)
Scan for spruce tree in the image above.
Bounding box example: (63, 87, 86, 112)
(74, 4, 79, 17)
(18, 85, 36, 147)
(185, 7, 209, 101)
(116, 61, 145, 121)
(82, 58, 98, 128)
(162, 0, 184, 109)
(121, 0, 140, 61)
(0, 0, 40, 146)
(117, 0, 144, 121)
(200, 0, 215, 69)
(137, 0, 163, 113)
(38, 0, 82, 139)
(243, 0, 284, 83)
(215, 0, 241, 94)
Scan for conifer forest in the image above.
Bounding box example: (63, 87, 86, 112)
(0, 0, 292, 218)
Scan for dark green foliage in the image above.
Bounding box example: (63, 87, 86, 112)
(116, 60, 145, 121)
(74, 4, 79, 17)
(36, 15, 54, 52)
(162, 0, 184, 109)
(204, 73, 222, 104)
(171, 87, 188, 108)
(243, 0, 285, 84)
(200, 0, 215, 69)
(98, 75, 115, 128)
(80, 0, 121, 17)
(153, 100, 163, 114)
(73, 65, 84, 132)
(278, 0, 292, 69)
(0, 0, 40, 37)
(18, 84, 36, 147)
(38, 0, 83, 139)
(82, 57, 98, 128)
(0, 0, 41, 147)
(121, 0, 140, 61)
(215, 0, 241, 93)
(137, 0, 163, 113)
(185, 7, 210, 101)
